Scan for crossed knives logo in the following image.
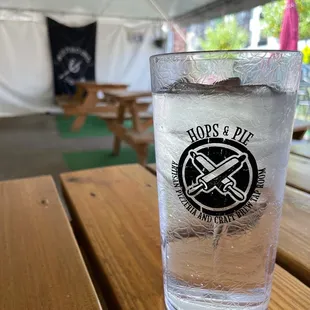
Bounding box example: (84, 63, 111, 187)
(59, 58, 82, 80)
(177, 138, 258, 216)
(186, 151, 246, 202)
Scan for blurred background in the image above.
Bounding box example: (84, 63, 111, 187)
(0, 0, 309, 183)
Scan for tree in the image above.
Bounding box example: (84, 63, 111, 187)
(199, 17, 249, 50)
(261, 0, 310, 40)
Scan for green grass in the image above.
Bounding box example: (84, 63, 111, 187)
(57, 115, 156, 170)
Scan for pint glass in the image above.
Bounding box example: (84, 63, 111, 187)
(150, 51, 302, 310)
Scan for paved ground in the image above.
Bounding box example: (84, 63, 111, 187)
(0, 114, 113, 190)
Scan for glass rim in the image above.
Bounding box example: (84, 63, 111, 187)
(150, 50, 301, 60)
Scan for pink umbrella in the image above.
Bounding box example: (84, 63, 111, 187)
(280, 0, 299, 50)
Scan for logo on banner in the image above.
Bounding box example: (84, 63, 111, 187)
(171, 124, 267, 223)
(56, 47, 92, 85)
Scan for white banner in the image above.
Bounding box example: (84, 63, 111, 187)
(0, 11, 162, 116)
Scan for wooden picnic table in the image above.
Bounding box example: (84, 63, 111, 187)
(0, 176, 101, 310)
(61, 165, 310, 310)
(61, 81, 128, 131)
(278, 186, 310, 286)
(104, 90, 153, 165)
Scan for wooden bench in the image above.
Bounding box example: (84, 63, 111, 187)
(286, 154, 310, 193)
(60, 165, 310, 310)
(0, 176, 101, 310)
(278, 186, 310, 286)
(60, 82, 128, 131)
(56, 94, 82, 107)
(104, 91, 153, 165)
(271, 265, 310, 309)
(61, 166, 162, 309)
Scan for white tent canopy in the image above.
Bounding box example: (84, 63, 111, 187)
(0, 0, 272, 23)
(0, 0, 272, 116)
(0, 0, 215, 20)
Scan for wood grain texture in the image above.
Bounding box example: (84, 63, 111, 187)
(75, 82, 128, 92)
(61, 165, 163, 310)
(61, 165, 310, 310)
(104, 90, 152, 101)
(291, 143, 310, 159)
(278, 186, 310, 286)
(286, 154, 310, 193)
(0, 176, 101, 310)
(270, 265, 310, 309)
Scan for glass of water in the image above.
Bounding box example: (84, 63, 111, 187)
(150, 51, 302, 310)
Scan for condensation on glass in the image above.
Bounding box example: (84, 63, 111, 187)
(150, 51, 302, 310)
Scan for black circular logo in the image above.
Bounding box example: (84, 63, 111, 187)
(178, 138, 258, 216)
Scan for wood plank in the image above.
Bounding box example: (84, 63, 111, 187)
(291, 143, 310, 159)
(61, 165, 163, 309)
(71, 91, 98, 131)
(278, 186, 310, 286)
(97, 111, 152, 120)
(111, 100, 126, 156)
(126, 130, 154, 144)
(75, 82, 128, 92)
(61, 165, 310, 310)
(64, 105, 118, 116)
(270, 265, 310, 310)
(140, 118, 153, 132)
(0, 176, 101, 310)
(287, 154, 310, 193)
(105, 90, 152, 101)
(56, 95, 82, 107)
(106, 121, 153, 146)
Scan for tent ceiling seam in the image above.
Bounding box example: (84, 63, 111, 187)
(97, 0, 115, 16)
(145, 0, 167, 21)
(0, 7, 163, 22)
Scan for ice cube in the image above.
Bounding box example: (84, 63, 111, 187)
(161, 77, 282, 95)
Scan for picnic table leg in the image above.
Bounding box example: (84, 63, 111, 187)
(129, 99, 151, 165)
(136, 144, 148, 166)
(128, 100, 142, 133)
(112, 102, 126, 156)
(66, 85, 85, 119)
(71, 91, 97, 131)
(72, 116, 87, 131)
(140, 119, 153, 132)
